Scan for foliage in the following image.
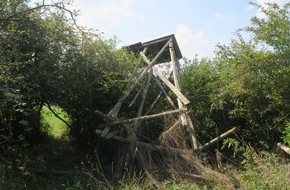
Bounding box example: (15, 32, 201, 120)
(182, 58, 221, 143)
(182, 2, 290, 149)
(282, 121, 290, 146)
(239, 150, 289, 190)
(41, 105, 70, 138)
(0, 0, 290, 189)
(0, 0, 138, 149)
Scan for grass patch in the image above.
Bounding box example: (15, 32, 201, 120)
(41, 105, 70, 138)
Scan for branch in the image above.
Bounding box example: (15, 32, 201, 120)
(0, 2, 105, 59)
(45, 102, 72, 129)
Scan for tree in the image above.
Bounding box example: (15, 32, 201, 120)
(182, 2, 290, 149)
(0, 0, 138, 148)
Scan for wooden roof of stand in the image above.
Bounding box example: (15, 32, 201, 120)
(127, 34, 183, 63)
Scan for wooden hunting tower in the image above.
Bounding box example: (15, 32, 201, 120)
(95, 34, 199, 150)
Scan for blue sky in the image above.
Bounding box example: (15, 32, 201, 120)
(67, 0, 287, 59)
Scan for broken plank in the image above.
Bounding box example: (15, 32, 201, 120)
(277, 142, 290, 155)
(100, 108, 187, 128)
(198, 127, 240, 150)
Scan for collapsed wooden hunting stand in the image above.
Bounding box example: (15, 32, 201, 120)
(93, 35, 240, 188)
(95, 34, 200, 150)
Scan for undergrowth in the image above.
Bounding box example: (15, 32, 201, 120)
(0, 108, 289, 189)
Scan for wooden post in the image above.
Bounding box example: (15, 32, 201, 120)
(134, 70, 152, 129)
(144, 91, 162, 115)
(152, 74, 177, 109)
(169, 41, 187, 126)
(168, 40, 200, 150)
(108, 39, 172, 118)
(197, 127, 240, 150)
(140, 52, 190, 105)
(186, 115, 200, 150)
(100, 108, 187, 128)
(108, 48, 148, 118)
(277, 142, 290, 155)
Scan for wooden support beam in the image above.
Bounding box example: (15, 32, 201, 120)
(144, 91, 162, 115)
(95, 129, 189, 155)
(107, 48, 148, 118)
(108, 39, 171, 118)
(147, 39, 172, 68)
(169, 41, 187, 126)
(197, 127, 240, 150)
(134, 70, 152, 129)
(152, 74, 177, 109)
(129, 89, 141, 108)
(140, 52, 190, 105)
(100, 108, 187, 128)
(277, 142, 290, 155)
(95, 109, 114, 122)
(185, 114, 200, 150)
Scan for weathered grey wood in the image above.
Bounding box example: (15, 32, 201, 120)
(95, 109, 115, 137)
(140, 52, 190, 105)
(129, 89, 141, 108)
(128, 75, 149, 108)
(152, 74, 177, 109)
(145, 72, 176, 115)
(95, 109, 133, 138)
(108, 39, 172, 118)
(198, 127, 240, 150)
(146, 39, 172, 68)
(108, 48, 148, 118)
(277, 142, 290, 155)
(134, 70, 152, 129)
(101, 108, 187, 128)
(95, 129, 189, 155)
(186, 115, 200, 150)
(169, 41, 187, 126)
(95, 109, 114, 121)
(145, 91, 162, 115)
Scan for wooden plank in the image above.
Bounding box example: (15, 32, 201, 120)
(146, 39, 172, 68)
(95, 129, 189, 155)
(129, 89, 141, 108)
(152, 74, 177, 109)
(134, 70, 152, 129)
(277, 142, 290, 155)
(145, 72, 176, 115)
(144, 91, 162, 115)
(101, 108, 187, 128)
(169, 41, 187, 125)
(107, 48, 149, 118)
(108, 39, 171, 119)
(186, 115, 200, 150)
(95, 109, 114, 121)
(140, 52, 190, 105)
(198, 127, 240, 150)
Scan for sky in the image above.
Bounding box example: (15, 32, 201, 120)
(48, 0, 288, 59)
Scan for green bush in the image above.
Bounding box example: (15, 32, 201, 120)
(282, 121, 290, 146)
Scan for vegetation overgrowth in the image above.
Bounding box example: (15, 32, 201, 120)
(0, 0, 289, 189)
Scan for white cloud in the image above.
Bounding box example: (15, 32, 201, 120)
(74, 0, 136, 30)
(175, 24, 209, 59)
(256, 0, 288, 18)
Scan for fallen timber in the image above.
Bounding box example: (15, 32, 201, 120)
(97, 108, 188, 128)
